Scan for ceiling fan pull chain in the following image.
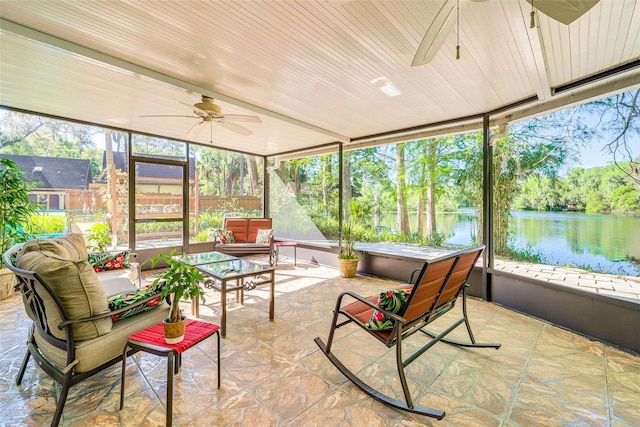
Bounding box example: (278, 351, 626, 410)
(530, 0, 536, 28)
(455, 0, 461, 60)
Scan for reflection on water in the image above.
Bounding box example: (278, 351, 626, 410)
(379, 210, 640, 276)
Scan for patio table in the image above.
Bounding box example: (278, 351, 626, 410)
(195, 259, 275, 337)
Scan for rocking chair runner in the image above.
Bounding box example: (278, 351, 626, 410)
(314, 245, 501, 419)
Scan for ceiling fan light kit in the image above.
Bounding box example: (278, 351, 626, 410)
(193, 96, 222, 115)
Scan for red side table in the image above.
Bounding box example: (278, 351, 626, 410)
(275, 241, 297, 266)
(120, 319, 220, 426)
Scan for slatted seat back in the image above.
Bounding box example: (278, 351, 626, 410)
(402, 256, 458, 325)
(425, 246, 484, 321)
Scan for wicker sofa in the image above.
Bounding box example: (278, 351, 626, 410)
(212, 217, 275, 265)
(3, 233, 169, 427)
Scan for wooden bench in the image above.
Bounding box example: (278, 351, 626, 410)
(212, 217, 274, 265)
(314, 245, 500, 419)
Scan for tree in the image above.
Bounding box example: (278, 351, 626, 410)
(245, 154, 259, 195)
(406, 137, 455, 240)
(0, 111, 102, 174)
(583, 89, 640, 186)
(396, 143, 410, 235)
(0, 111, 46, 149)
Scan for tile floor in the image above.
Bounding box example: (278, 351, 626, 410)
(0, 258, 639, 426)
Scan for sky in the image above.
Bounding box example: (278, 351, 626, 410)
(575, 133, 638, 169)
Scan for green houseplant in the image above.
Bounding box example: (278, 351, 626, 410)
(149, 251, 206, 343)
(0, 158, 37, 299)
(337, 220, 359, 278)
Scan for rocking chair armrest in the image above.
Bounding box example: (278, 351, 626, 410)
(408, 268, 422, 285)
(337, 290, 407, 323)
(57, 293, 165, 329)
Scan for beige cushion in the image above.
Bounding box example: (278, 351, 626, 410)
(16, 233, 112, 340)
(34, 303, 169, 372)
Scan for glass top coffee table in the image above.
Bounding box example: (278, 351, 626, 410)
(195, 259, 275, 337)
(172, 251, 237, 265)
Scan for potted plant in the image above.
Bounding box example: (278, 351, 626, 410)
(337, 220, 359, 278)
(0, 158, 37, 300)
(149, 251, 206, 343)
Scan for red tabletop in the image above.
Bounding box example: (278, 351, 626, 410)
(127, 319, 220, 354)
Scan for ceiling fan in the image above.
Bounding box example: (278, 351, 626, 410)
(142, 95, 262, 139)
(411, 0, 600, 67)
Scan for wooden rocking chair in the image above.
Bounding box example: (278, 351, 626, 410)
(314, 245, 501, 419)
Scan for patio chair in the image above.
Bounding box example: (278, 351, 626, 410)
(3, 236, 170, 427)
(314, 245, 501, 419)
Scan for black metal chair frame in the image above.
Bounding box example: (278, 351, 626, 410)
(314, 245, 501, 419)
(3, 245, 168, 427)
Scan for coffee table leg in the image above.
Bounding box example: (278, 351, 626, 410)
(216, 330, 221, 388)
(269, 270, 275, 320)
(221, 279, 227, 337)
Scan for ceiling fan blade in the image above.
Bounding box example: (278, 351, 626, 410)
(186, 120, 206, 139)
(217, 120, 253, 136)
(525, 0, 600, 25)
(222, 114, 263, 123)
(140, 114, 198, 118)
(411, 0, 457, 66)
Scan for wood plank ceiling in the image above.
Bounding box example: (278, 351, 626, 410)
(1, 0, 639, 157)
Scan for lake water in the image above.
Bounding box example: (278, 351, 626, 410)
(379, 210, 640, 276)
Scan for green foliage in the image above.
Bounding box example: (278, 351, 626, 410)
(424, 231, 447, 247)
(193, 229, 213, 242)
(497, 244, 545, 264)
(625, 255, 640, 265)
(348, 200, 372, 223)
(87, 223, 112, 252)
(338, 220, 359, 259)
(136, 222, 182, 233)
(198, 210, 224, 228)
(0, 158, 37, 268)
(26, 213, 67, 234)
(149, 250, 206, 323)
(515, 161, 640, 213)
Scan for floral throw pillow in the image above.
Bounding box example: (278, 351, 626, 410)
(107, 282, 164, 322)
(216, 228, 235, 244)
(256, 228, 273, 244)
(366, 289, 409, 331)
(88, 250, 130, 272)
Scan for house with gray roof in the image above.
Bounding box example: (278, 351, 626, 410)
(0, 154, 94, 210)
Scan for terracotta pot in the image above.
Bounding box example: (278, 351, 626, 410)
(163, 317, 186, 344)
(338, 258, 358, 278)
